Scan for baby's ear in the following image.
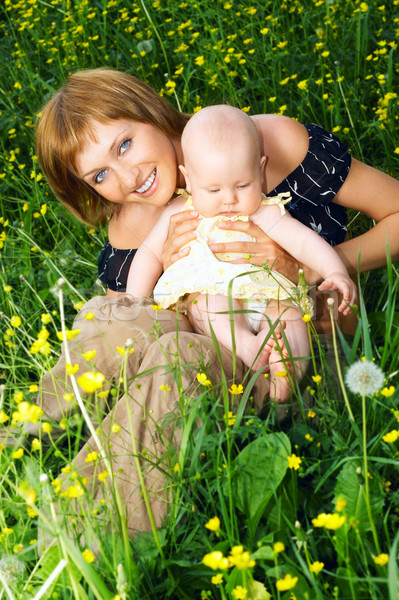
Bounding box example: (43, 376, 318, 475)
(260, 155, 267, 182)
(179, 164, 191, 192)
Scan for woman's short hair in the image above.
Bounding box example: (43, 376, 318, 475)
(36, 67, 189, 225)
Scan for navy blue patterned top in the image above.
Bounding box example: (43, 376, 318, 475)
(98, 123, 351, 292)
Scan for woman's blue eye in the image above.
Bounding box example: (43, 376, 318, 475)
(94, 170, 107, 184)
(120, 139, 131, 154)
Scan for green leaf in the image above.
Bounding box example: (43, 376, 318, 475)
(334, 460, 384, 531)
(246, 578, 272, 600)
(230, 432, 290, 533)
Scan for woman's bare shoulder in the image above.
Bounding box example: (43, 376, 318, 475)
(250, 114, 309, 189)
(108, 203, 165, 249)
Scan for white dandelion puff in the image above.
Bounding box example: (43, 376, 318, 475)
(0, 555, 26, 583)
(345, 360, 385, 396)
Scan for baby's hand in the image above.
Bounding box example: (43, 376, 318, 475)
(318, 272, 358, 315)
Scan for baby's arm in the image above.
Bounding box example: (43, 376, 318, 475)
(126, 200, 185, 298)
(252, 205, 357, 313)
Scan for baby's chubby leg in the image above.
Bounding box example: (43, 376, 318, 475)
(260, 301, 310, 402)
(186, 294, 274, 370)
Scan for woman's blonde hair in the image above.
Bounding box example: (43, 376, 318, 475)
(36, 68, 189, 225)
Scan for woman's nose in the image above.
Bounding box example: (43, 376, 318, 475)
(118, 165, 140, 189)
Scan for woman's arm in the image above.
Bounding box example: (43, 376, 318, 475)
(126, 200, 185, 298)
(332, 157, 399, 274)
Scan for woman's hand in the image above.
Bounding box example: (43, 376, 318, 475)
(209, 219, 305, 284)
(162, 209, 199, 270)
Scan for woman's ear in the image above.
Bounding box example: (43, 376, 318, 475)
(179, 164, 191, 192)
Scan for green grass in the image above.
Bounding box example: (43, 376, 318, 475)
(0, 0, 399, 598)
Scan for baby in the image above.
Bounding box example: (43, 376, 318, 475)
(126, 105, 357, 401)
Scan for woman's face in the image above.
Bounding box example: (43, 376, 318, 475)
(75, 119, 184, 207)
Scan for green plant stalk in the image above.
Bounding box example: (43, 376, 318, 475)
(121, 351, 165, 564)
(57, 286, 134, 578)
(328, 301, 355, 421)
(362, 394, 380, 555)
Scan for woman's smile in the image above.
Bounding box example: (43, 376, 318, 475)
(75, 119, 182, 206)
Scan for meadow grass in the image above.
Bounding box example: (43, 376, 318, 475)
(0, 0, 398, 598)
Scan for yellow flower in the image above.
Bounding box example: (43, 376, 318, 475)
(85, 451, 98, 463)
(302, 313, 311, 322)
(196, 373, 211, 386)
(273, 541, 285, 554)
(10, 316, 21, 328)
(373, 553, 389, 566)
(173, 462, 180, 473)
(40, 204, 47, 216)
(0, 410, 9, 424)
(229, 384, 244, 395)
(82, 350, 96, 361)
(287, 454, 302, 470)
(381, 386, 395, 397)
(78, 371, 105, 393)
(116, 346, 134, 355)
(65, 363, 79, 375)
(312, 512, 346, 530)
(382, 430, 399, 443)
(309, 561, 324, 574)
(63, 393, 74, 403)
(73, 301, 85, 311)
(151, 304, 163, 311)
(205, 516, 220, 535)
(18, 484, 37, 506)
(111, 424, 120, 433)
(31, 438, 41, 451)
(159, 384, 171, 392)
(56, 329, 81, 341)
(307, 409, 316, 418)
(275, 370, 288, 377)
(312, 375, 322, 384)
(27, 507, 38, 518)
(211, 573, 223, 585)
(202, 551, 229, 570)
(98, 470, 110, 482)
(29, 384, 39, 393)
(279, 77, 290, 85)
(224, 411, 236, 426)
(228, 550, 255, 569)
(321, 50, 330, 57)
(82, 549, 95, 563)
(61, 483, 84, 498)
(360, 2, 368, 11)
(335, 496, 347, 512)
(84, 312, 95, 320)
(276, 574, 298, 591)
(12, 402, 43, 424)
(3, 285, 12, 292)
(12, 448, 24, 459)
(14, 391, 23, 403)
(42, 422, 53, 434)
(232, 586, 247, 599)
(297, 79, 308, 90)
(195, 56, 205, 66)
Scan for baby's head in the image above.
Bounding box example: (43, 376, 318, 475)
(180, 105, 266, 217)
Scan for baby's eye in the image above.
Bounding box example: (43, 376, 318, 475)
(208, 188, 220, 193)
(119, 138, 131, 155)
(94, 169, 107, 184)
(238, 183, 249, 189)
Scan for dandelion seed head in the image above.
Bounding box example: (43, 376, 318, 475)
(0, 555, 26, 583)
(345, 360, 385, 396)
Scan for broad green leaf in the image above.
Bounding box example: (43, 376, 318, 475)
(334, 460, 384, 531)
(231, 432, 290, 527)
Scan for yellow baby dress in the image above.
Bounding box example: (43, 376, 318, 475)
(153, 191, 300, 317)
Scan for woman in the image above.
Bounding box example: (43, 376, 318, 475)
(34, 67, 399, 537)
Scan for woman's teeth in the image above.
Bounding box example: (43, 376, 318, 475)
(136, 168, 156, 193)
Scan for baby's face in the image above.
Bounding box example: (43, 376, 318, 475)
(184, 147, 264, 218)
